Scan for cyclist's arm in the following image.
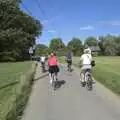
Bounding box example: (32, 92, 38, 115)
(48, 59, 50, 66)
(80, 55, 83, 62)
(56, 58, 59, 66)
(79, 55, 83, 67)
(89, 54, 92, 62)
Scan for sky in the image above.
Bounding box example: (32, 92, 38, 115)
(21, 0, 120, 45)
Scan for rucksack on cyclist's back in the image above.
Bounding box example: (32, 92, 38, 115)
(91, 60, 95, 67)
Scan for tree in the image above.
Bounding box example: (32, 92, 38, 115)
(85, 37, 98, 46)
(67, 37, 83, 56)
(102, 35, 117, 56)
(49, 38, 65, 52)
(0, 0, 42, 61)
(98, 36, 105, 55)
(115, 36, 120, 56)
(35, 44, 48, 55)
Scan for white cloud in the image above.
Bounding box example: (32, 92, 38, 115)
(80, 25, 95, 30)
(47, 30, 56, 33)
(99, 20, 120, 26)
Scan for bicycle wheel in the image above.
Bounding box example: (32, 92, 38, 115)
(51, 73, 54, 87)
(86, 72, 92, 91)
(68, 63, 71, 72)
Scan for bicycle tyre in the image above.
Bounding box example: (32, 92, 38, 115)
(52, 73, 57, 90)
(86, 72, 92, 91)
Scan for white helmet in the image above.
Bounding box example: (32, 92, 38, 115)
(84, 48, 91, 54)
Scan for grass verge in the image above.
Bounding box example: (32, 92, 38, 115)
(0, 62, 36, 120)
(92, 57, 120, 95)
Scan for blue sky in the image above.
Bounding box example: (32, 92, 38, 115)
(21, 0, 120, 45)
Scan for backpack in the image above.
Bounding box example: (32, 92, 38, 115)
(91, 60, 95, 67)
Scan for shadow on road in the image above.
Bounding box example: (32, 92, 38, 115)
(55, 80, 66, 89)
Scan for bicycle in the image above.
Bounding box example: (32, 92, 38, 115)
(66, 59, 72, 72)
(80, 69, 93, 91)
(68, 62, 71, 72)
(51, 72, 58, 90)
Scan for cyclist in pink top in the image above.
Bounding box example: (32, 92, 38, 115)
(48, 53, 59, 84)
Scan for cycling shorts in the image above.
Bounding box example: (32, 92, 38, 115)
(49, 65, 59, 73)
(67, 59, 72, 65)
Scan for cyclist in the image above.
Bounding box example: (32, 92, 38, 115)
(48, 53, 59, 84)
(40, 55, 46, 71)
(65, 51, 72, 71)
(80, 48, 95, 84)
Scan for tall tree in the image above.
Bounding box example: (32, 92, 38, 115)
(103, 35, 117, 56)
(67, 37, 83, 56)
(85, 37, 98, 46)
(35, 44, 48, 55)
(98, 36, 105, 55)
(0, 0, 42, 61)
(49, 38, 65, 52)
(115, 36, 120, 55)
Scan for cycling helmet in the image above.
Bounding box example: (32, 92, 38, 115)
(50, 52, 54, 56)
(84, 49, 89, 54)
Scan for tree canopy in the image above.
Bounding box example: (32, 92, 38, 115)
(35, 44, 48, 55)
(0, 0, 42, 61)
(49, 38, 65, 52)
(67, 37, 83, 56)
(85, 37, 98, 46)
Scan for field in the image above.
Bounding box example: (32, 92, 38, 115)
(60, 56, 120, 95)
(0, 62, 34, 120)
(92, 57, 120, 95)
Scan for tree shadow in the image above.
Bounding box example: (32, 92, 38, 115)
(42, 69, 48, 73)
(0, 81, 19, 90)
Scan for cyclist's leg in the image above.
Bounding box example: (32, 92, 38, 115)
(55, 65, 59, 80)
(67, 60, 69, 70)
(80, 68, 85, 83)
(49, 66, 53, 84)
(85, 65, 95, 83)
(68, 61, 71, 71)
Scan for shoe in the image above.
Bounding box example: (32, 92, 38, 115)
(50, 79, 52, 84)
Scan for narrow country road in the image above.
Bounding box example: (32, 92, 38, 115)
(22, 63, 120, 120)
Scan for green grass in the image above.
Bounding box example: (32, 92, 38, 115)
(58, 56, 66, 64)
(59, 56, 120, 95)
(0, 61, 34, 120)
(92, 57, 120, 95)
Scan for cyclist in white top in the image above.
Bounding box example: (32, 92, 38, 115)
(41, 56, 46, 63)
(40, 55, 46, 72)
(80, 48, 94, 83)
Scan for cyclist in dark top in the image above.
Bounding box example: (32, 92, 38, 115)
(65, 51, 72, 71)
